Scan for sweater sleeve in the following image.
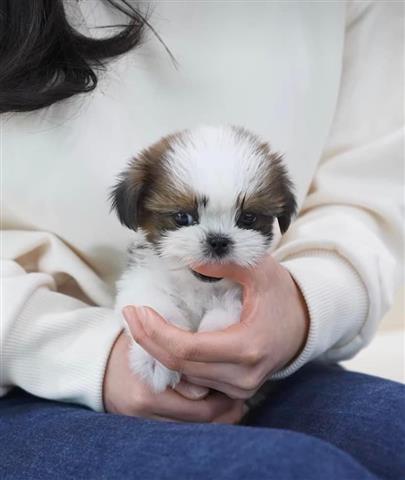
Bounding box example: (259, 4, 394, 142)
(0, 231, 123, 411)
(271, 1, 403, 377)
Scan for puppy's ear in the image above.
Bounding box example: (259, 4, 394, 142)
(110, 136, 175, 230)
(277, 185, 296, 233)
(269, 155, 297, 234)
(109, 168, 144, 230)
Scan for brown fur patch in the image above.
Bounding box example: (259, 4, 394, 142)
(110, 126, 296, 244)
(232, 126, 296, 234)
(110, 131, 200, 243)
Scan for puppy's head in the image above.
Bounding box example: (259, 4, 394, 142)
(110, 126, 296, 281)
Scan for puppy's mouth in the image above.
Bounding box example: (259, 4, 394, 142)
(190, 269, 223, 283)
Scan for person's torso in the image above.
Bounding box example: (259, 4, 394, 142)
(3, 1, 346, 287)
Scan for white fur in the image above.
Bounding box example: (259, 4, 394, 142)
(115, 233, 244, 392)
(166, 126, 270, 207)
(114, 126, 277, 392)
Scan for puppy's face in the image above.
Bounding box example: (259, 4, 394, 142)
(111, 126, 296, 281)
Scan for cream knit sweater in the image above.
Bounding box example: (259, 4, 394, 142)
(1, 1, 403, 412)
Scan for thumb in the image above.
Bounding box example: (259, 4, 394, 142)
(191, 262, 255, 288)
(122, 305, 166, 338)
(174, 380, 210, 400)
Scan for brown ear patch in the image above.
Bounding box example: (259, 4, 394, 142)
(242, 153, 296, 234)
(110, 131, 198, 242)
(232, 126, 297, 234)
(111, 126, 296, 243)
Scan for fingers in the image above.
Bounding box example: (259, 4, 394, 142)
(191, 262, 256, 292)
(180, 361, 238, 381)
(151, 399, 244, 425)
(211, 400, 245, 424)
(184, 376, 258, 400)
(191, 254, 276, 294)
(179, 361, 257, 386)
(152, 389, 237, 423)
(173, 380, 209, 400)
(124, 306, 249, 365)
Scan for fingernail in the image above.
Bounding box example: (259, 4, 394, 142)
(122, 306, 137, 322)
(123, 305, 150, 326)
(123, 306, 156, 339)
(186, 384, 210, 400)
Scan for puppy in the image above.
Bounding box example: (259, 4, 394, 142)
(111, 125, 296, 392)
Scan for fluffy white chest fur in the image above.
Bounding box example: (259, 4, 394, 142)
(111, 126, 296, 392)
(115, 232, 243, 392)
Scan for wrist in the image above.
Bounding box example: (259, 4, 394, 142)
(272, 250, 367, 379)
(275, 264, 310, 372)
(288, 274, 310, 363)
(103, 330, 128, 413)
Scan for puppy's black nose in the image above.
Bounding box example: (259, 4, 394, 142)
(207, 234, 231, 257)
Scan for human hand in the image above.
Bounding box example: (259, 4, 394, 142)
(103, 331, 244, 423)
(123, 255, 309, 400)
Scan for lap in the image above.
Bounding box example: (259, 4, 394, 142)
(245, 363, 405, 480)
(0, 388, 374, 480)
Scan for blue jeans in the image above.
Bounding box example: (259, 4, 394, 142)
(0, 364, 404, 480)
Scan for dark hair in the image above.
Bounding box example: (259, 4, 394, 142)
(0, 0, 172, 114)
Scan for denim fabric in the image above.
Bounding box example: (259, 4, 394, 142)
(245, 363, 405, 480)
(0, 364, 403, 480)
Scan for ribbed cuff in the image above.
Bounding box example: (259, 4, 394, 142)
(271, 250, 368, 379)
(4, 288, 123, 412)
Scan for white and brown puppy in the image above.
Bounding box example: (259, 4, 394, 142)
(111, 126, 296, 392)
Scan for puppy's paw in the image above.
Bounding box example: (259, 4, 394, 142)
(129, 342, 180, 393)
(198, 307, 239, 332)
(198, 290, 242, 332)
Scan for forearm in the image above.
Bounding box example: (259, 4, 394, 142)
(271, 1, 403, 375)
(3, 288, 122, 411)
(1, 232, 123, 411)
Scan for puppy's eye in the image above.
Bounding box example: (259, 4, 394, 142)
(174, 212, 195, 227)
(238, 212, 257, 228)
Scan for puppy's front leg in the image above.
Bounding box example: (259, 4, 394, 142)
(198, 288, 242, 333)
(128, 341, 180, 393)
(124, 306, 189, 393)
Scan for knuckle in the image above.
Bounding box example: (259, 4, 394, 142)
(242, 346, 262, 365)
(146, 327, 159, 342)
(164, 355, 182, 371)
(234, 389, 252, 400)
(177, 342, 195, 361)
(238, 371, 261, 391)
